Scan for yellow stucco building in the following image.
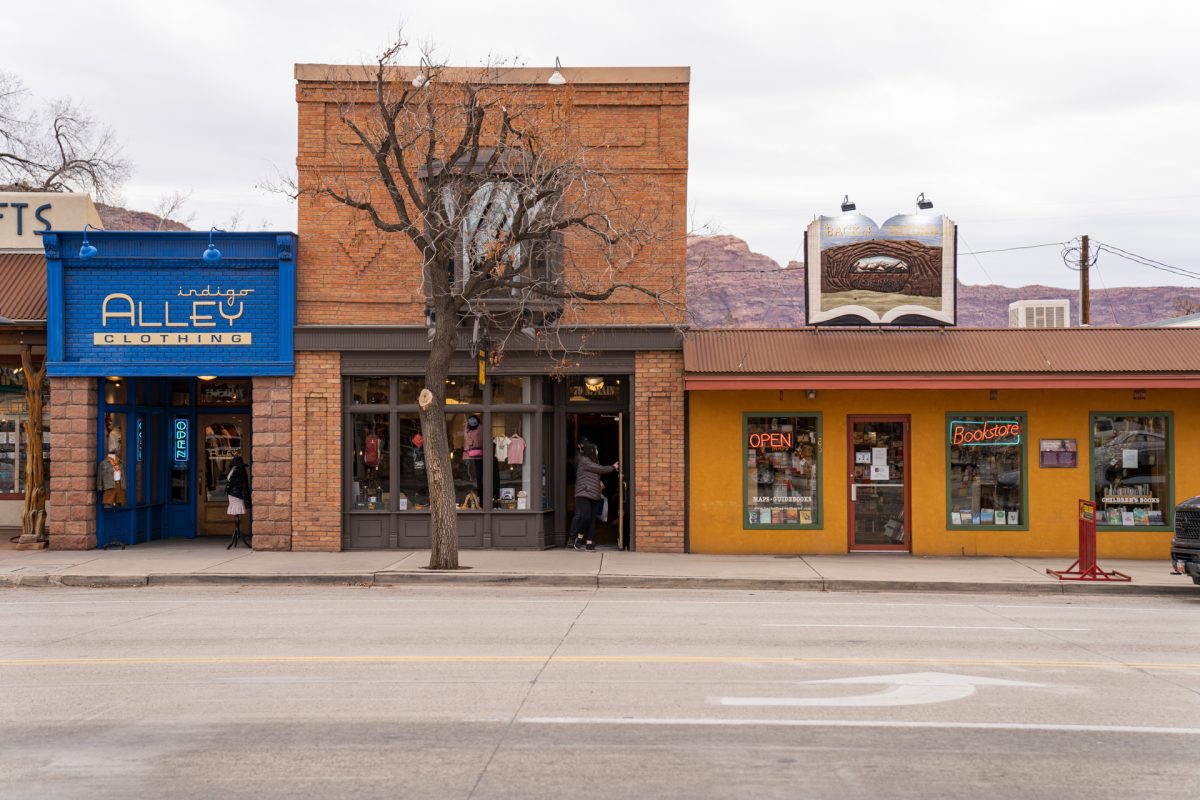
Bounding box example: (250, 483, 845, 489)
(685, 328, 1200, 558)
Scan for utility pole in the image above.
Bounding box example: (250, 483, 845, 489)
(1079, 234, 1090, 326)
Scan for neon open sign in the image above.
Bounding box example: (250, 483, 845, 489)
(950, 419, 1022, 447)
(173, 417, 189, 463)
(748, 431, 793, 450)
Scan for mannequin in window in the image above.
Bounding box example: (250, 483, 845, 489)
(97, 448, 125, 509)
(225, 455, 251, 549)
(463, 415, 484, 496)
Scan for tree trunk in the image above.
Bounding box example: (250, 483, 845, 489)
(421, 313, 461, 570)
(17, 345, 47, 549)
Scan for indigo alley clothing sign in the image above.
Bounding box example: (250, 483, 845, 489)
(44, 231, 296, 377)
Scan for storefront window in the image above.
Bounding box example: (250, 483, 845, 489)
(198, 380, 250, 406)
(947, 414, 1027, 528)
(104, 378, 128, 405)
(492, 412, 532, 509)
(344, 376, 551, 514)
(445, 377, 482, 405)
(450, 412, 485, 507)
(492, 377, 530, 405)
(744, 414, 821, 528)
(1092, 413, 1172, 528)
(352, 377, 390, 405)
(394, 414, 428, 510)
(566, 375, 624, 403)
(350, 413, 390, 510)
(0, 390, 49, 496)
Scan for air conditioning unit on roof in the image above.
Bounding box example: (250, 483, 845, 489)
(1008, 299, 1070, 329)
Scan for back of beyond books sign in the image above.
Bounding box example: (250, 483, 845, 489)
(805, 208, 957, 326)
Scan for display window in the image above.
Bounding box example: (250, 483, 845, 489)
(344, 375, 551, 515)
(351, 413, 391, 510)
(743, 414, 821, 529)
(946, 413, 1027, 529)
(1091, 412, 1172, 528)
(0, 393, 50, 496)
(492, 412, 531, 509)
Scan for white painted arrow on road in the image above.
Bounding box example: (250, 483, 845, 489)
(717, 671, 1044, 708)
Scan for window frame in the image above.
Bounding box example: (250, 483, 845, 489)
(944, 411, 1029, 531)
(741, 411, 823, 531)
(1089, 410, 1174, 532)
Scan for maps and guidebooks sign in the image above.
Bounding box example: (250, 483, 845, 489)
(43, 230, 296, 377)
(805, 209, 958, 326)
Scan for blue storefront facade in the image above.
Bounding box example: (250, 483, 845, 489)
(44, 230, 295, 549)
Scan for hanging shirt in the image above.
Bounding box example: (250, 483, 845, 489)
(506, 434, 526, 465)
(493, 436, 510, 462)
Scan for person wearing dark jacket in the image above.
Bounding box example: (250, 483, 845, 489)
(569, 439, 617, 551)
(225, 456, 251, 549)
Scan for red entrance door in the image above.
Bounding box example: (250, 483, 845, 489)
(847, 416, 911, 552)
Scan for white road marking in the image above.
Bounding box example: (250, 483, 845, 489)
(718, 671, 1044, 708)
(763, 624, 1089, 631)
(516, 717, 1200, 735)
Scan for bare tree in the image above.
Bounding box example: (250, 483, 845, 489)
(298, 36, 682, 569)
(0, 71, 130, 200)
(152, 190, 196, 230)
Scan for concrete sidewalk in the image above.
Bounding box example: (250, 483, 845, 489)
(0, 537, 1194, 595)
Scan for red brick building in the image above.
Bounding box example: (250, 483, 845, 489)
(284, 64, 691, 552)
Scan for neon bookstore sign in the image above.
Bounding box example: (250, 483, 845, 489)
(950, 419, 1022, 447)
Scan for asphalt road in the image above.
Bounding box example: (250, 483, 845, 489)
(2, 586, 1199, 799)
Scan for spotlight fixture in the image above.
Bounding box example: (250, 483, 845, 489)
(197, 375, 218, 381)
(840, 195, 856, 213)
(916, 192, 934, 211)
(79, 224, 98, 260)
(412, 57, 431, 89)
(806, 390, 817, 400)
(548, 57, 567, 86)
(202, 227, 222, 262)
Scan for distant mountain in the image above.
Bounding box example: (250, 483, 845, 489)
(96, 203, 191, 232)
(686, 234, 1200, 328)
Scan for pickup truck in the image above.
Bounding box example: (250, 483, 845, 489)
(1170, 497, 1200, 585)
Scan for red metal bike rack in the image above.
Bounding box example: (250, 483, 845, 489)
(1047, 499, 1131, 582)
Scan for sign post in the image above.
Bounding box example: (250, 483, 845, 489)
(1046, 499, 1131, 581)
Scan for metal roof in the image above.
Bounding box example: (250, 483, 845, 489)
(684, 328, 1200, 388)
(0, 252, 46, 323)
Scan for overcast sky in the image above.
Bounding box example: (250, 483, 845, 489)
(7, 0, 1199, 288)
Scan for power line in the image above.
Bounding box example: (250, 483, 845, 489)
(959, 241, 1070, 255)
(1093, 243, 1200, 282)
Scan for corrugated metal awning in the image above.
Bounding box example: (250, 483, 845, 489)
(0, 253, 46, 323)
(684, 328, 1200, 389)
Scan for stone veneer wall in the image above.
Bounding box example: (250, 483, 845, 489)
(633, 351, 686, 552)
(48, 376, 97, 550)
(251, 376, 293, 550)
(289, 351, 342, 550)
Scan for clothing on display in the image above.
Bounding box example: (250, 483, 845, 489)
(96, 453, 125, 507)
(506, 433, 526, 465)
(493, 435, 510, 462)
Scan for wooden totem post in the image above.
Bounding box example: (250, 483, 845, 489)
(15, 344, 47, 550)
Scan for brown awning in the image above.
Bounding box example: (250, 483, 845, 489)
(0, 253, 46, 323)
(684, 328, 1200, 389)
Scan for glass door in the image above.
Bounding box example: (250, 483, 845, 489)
(197, 414, 249, 536)
(848, 416, 910, 551)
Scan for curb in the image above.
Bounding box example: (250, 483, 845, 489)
(0, 571, 1193, 595)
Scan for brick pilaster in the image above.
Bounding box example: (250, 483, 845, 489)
(48, 377, 97, 550)
(251, 376, 293, 550)
(634, 351, 685, 552)
(290, 351, 342, 550)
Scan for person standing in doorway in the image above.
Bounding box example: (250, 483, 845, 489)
(225, 455, 251, 549)
(569, 438, 617, 552)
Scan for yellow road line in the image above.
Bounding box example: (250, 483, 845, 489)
(0, 654, 1196, 670)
